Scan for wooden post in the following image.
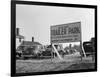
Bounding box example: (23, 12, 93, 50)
(80, 22, 86, 59)
(52, 44, 63, 60)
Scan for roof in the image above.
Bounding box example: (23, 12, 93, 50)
(16, 35, 24, 39)
(20, 41, 42, 46)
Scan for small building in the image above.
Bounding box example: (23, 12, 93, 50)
(17, 37, 43, 55)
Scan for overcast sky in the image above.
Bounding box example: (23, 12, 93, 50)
(16, 4, 95, 45)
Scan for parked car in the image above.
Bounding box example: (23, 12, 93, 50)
(83, 38, 95, 57)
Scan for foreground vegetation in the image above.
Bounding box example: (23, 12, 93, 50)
(16, 56, 95, 73)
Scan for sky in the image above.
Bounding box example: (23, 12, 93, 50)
(16, 4, 95, 46)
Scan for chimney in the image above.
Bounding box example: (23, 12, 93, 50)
(16, 28, 19, 35)
(32, 37, 34, 42)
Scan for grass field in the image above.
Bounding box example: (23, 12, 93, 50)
(16, 56, 95, 73)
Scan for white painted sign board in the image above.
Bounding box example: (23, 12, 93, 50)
(51, 22, 81, 43)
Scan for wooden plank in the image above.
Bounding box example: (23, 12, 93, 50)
(52, 44, 63, 60)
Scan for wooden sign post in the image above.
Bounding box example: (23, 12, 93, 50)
(80, 22, 86, 58)
(52, 44, 63, 60)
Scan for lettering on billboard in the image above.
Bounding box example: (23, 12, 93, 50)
(51, 22, 81, 43)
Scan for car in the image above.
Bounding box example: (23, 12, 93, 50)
(83, 37, 95, 58)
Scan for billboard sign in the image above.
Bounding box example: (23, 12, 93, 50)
(51, 22, 81, 43)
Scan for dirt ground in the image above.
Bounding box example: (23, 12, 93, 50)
(16, 56, 95, 73)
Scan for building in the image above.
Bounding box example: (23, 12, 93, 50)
(16, 28, 24, 49)
(17, 37, 43, 55)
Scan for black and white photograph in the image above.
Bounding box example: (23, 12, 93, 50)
(11, 0, 97, 76)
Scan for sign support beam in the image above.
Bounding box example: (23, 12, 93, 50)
(80, 22, 86, 58)
(80, 40, 86, 57)
(52, 44, 63, 60)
